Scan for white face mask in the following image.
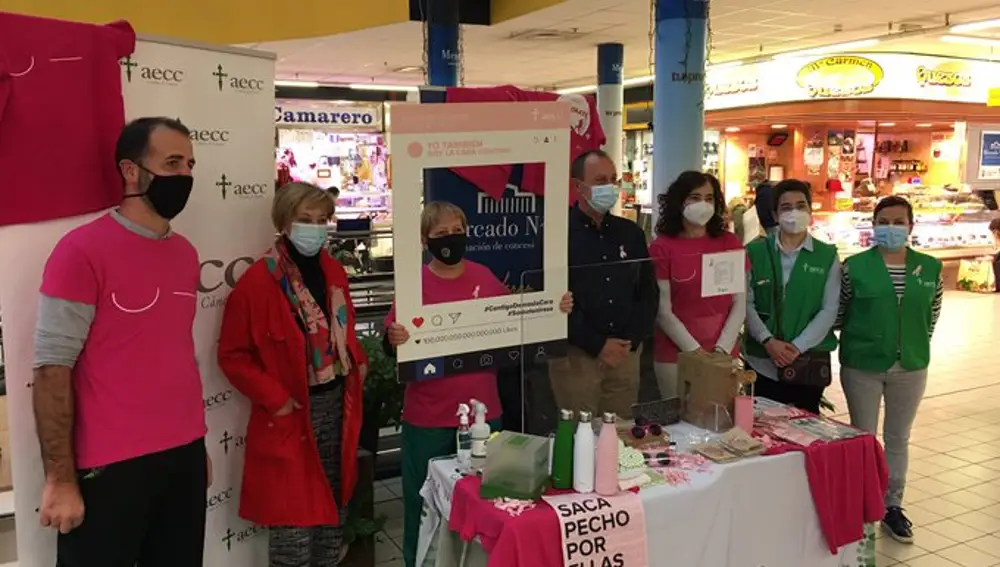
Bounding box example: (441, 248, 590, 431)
(682, 201, 715, 226)
(778, 210, 811, 235)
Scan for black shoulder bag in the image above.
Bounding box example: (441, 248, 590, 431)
(765, 241, 832, 387)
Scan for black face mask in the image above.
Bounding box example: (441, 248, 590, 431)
(123, 166, 194, 220)
(427, 233, 467, 266)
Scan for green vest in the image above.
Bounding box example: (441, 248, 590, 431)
(744, 235, 839, 358)
(839, 247, 941, 372)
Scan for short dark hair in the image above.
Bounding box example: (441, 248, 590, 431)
(874, 195, 915, 225)
(327, 186, 341, 198)
(655, 170, 726, 238)
(989, 218, 1000, 233)
(571, 149, 612, 181)
(771, 179, 812, 212)
(114, 117, 190, 180)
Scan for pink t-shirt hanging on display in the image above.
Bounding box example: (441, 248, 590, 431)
(40, 214, 207, 468)
(444, 86, 605, 203)
(0, 14, 134, 226)
(648, 232, 747, 363)
(386, 261, 507, 428)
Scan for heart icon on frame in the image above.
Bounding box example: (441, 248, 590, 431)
(412, 317, 425, 328)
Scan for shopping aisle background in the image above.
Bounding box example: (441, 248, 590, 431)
(0, 291, 995, 566)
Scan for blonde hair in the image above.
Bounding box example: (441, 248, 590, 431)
(272, 182, 336, 231)
(420, 201, 467, 240)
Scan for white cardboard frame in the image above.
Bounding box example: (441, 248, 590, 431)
(391, 101, 570, 363)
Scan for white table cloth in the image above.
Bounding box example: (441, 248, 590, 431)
(417, 425, 877, 567)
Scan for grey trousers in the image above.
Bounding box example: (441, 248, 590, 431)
(840, 363, 928, 508)
(269, 383, 345, 567)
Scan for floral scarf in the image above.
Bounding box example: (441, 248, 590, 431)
(265, 239, 351, 385)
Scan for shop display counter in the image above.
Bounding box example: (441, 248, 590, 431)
(813, 186, 998, 260)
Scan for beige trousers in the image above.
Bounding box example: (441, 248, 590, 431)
(548, 345, 641, 418)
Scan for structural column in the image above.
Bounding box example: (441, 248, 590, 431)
(597, 43, 625, 175)
(653, 0, 708, 224)
(425, 0, 461, 87)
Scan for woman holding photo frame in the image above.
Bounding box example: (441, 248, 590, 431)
(383, 201, 572, 567)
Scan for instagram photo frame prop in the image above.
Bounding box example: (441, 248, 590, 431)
(391, 101, 570, 377)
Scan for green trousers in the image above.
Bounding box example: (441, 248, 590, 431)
(400, 419, 502, 567)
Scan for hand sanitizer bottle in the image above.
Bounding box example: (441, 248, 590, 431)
(469, 399, 491, 469)
(456, 403, 472, 472)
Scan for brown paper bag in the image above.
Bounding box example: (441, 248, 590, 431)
(678, 351, 742, 430)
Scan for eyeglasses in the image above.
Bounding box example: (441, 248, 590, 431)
(630, 417, 664, 439)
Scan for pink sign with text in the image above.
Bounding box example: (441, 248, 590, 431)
(542, 492, 648, 567)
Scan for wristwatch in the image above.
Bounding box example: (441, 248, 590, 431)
(761, 337, 774, 346)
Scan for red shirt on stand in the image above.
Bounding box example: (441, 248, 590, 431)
(444, 86, 605, 202)
(0, 14, 135, 227)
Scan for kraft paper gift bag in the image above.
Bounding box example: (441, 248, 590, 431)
(678, 351, 742, 431)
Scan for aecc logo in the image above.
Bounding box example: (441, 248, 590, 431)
(218, 430, 247, 455)
(198, 256, 253, 309)
(217, 174, 269, 200)
(204, 389, 234, 411)
(120, 57, 184, 85)
(213, 64, 265, 93)
(221, 524, 263, 551)
(189, 129, 231, 145)
(199, 257, 253, 294)
(207, 487, 234, 511)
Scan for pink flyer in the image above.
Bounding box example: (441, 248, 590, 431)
(542, 492, 648, 567)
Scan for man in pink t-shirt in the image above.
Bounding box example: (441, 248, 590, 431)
(33, 117, 208, 567)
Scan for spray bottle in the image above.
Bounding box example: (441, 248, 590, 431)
(456, 403, 472, 472)
(469, 399, 491, 469)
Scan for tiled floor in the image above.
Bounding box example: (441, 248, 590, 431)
(374, 476, 405, 567)
(374, 291, 1000, 567)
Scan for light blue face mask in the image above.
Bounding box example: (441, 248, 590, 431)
(873, 225, 909, 251)
(288, 222, 328, 257)
(586, 184, 619, 214)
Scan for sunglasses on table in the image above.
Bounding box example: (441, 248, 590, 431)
(630, 417, 664, 439)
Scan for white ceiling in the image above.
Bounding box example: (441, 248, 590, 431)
(245, 0, 1000, 90)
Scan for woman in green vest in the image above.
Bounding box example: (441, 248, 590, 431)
(837, 195, 943, 545)
(744, 180, 841, 413)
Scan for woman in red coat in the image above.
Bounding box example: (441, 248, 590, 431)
(218, 182, 367, 567)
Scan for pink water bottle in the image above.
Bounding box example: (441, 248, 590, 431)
(594, 412, 620, 496)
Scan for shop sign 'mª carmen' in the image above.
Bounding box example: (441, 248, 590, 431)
(795, 55, 885, 99)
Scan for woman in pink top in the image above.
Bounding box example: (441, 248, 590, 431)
(383, 202, 571, 567)
(648, 171, 747, 398)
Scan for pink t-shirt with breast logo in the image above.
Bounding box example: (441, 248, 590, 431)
(40, 214, 206, 468)
(386, 261, 507, 428)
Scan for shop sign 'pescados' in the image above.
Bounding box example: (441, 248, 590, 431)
(796, 56, 884, 99)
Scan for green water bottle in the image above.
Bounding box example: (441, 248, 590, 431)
(551, 409, 576, 489)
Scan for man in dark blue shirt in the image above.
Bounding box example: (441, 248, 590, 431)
(549, 150, 658, 417)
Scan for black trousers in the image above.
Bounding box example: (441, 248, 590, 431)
(57, 438, 207, 567)
(754, 376, 825, 414)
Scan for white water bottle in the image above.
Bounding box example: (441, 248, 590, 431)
(573, 410, 596, 493)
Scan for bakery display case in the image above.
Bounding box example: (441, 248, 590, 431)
(812, 186, 998, 260)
